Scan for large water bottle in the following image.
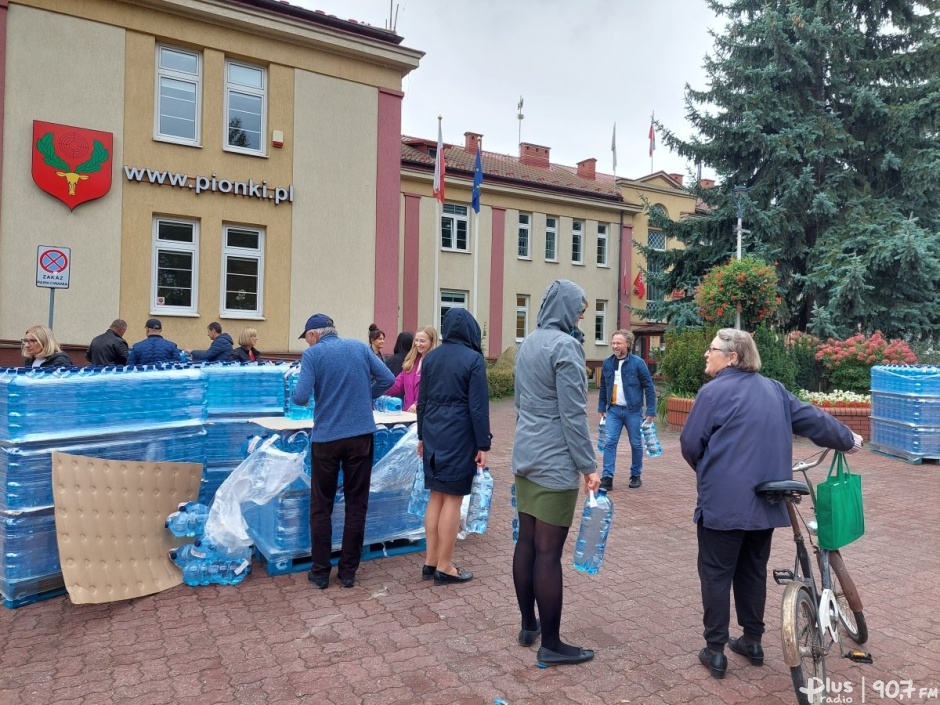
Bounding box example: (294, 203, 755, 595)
(510, 482, 519, 544)
(466, 467, 494, 534)
(641, 421, 663, 458)
(573, 489, 614, 574)
(165, 501, 210, 537)
(284, 366, 313, 420)
(597, 418, 606, 453)
(373, 425, 390, 463)
(408, 467, 430, 517)
(389, 423, 408, 450)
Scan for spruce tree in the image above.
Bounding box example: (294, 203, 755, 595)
(640, 0, 940, 339)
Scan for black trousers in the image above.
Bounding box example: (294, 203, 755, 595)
(310, 434, 374, 581)
(697, 521, 774, 651)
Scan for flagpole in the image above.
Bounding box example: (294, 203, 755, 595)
(649, 111, 655, 174)
(432, 115, 443, 330)
(472, 211, 479, 317)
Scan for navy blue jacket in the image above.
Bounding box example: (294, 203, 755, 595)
(191, 333, 233, 362)
(417, 309, 491, 484)
(127, 335, 182, 365)
(680, 366, 855, 531)
(598, 352, 656, 417)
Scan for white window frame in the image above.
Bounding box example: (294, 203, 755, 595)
(518, 213, 531, 259)
(154, 45, 201, 146)
(647, 230, 667, 305)
(152, 217, 199, 315)
(439, 289, 468, 324)
(594, 300, 608, 344)
(572, 220, 584, 265)
(515, 295, 529, 341)
(441, 203, 470, 252)
(220, 225, 265, 318)
(224, 59, 267, 156)
(545, 216, 558, 262)
(597, 224, 609, 267)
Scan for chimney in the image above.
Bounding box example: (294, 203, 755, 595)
(576, 158, 597, 180)
(698, 178, 716, 189)
(464, 132, 482, 153)
(519, 142, 550, 168)
(669, 172, 684, 186)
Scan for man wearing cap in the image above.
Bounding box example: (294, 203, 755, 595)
(292, 313, 395, 589)
(126, 319, 183, 365)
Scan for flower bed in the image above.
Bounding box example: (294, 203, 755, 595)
(798, 390, 870, 441)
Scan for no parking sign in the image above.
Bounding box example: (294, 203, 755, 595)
(36, 245, 71, 289)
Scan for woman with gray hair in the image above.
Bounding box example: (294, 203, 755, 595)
(680, 328, 862, 679)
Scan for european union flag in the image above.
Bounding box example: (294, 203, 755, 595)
(471, 146, 483, 213)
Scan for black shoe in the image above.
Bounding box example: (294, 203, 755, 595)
(536, 646, 595, 666)
(518, 620, 541, 647)
(339, 576, 356, 588)
(433, 568, 473, 585)
(308, 571, 329, 590)
(629, 476, 642, 489)
(600, 476, 613, 491)
(729, 636, 764, 666)
(698, 647, 727, 679)
(421, 564, 436, 581)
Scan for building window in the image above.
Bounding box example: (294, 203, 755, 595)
(225, 60, 266, 154)
(545, 217, 557, 261)
(440, 289, 467, 324)
(597, 224, 609, 266)
(518, 213, 531, 259)
(515, 295, 529, 341)
(572, 220, 584, 264)
(594, 300, 607, 343)
(441, 203, 469, 252)
(221, 226, 264, 317)
(152, 218, 199, 314)
(155, 46, 201, 145)
(647, 230, 667, 305)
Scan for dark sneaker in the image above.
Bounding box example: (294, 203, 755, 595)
(600, 476, 613, 491)
(308, 571, 329, 589)
(629, 476, 642, 489)
(729, 636, 764, 666)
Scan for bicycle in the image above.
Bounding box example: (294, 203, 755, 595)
(756, 448, 872, 705)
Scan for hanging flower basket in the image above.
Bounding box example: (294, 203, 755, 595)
(696, 257, 779, 331)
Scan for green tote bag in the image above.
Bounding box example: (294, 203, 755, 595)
(815, 451, 865, 550)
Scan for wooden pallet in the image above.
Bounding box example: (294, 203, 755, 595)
(258, 537, 426, 576)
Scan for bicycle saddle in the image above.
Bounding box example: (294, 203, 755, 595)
(755, 480, 810, 504)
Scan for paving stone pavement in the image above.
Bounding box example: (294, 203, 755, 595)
(2, 392, 939, 705)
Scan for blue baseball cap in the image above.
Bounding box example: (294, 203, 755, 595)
(299, 313, 334, 338)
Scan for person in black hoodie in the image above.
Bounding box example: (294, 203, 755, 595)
(416, 308, 491, 585)
(22, 325, 72, 368)
(187, 322, 233, 362)
(384, 331, 414, 376)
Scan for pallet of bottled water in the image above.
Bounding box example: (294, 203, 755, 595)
(870, 365, 940, 463)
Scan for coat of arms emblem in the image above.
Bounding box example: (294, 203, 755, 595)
(32, 120, 113, 210)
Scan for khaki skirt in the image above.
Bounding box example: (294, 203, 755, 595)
(514, 475, 580, 528)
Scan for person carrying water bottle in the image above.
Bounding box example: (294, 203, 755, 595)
(511, 279, 600, 667)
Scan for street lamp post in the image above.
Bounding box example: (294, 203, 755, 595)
(733, 184, 748, 329)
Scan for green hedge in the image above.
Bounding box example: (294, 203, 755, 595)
(487, 368, 515, 399)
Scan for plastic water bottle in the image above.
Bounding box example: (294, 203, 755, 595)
(641, 421, 663, 458)
(597, 418, 606, 453)
(408, 467, 430, 516)
(389, 423, 408, 450)
(466, 467, 494, 534)
(374, 395, 403, 413)
(573, 489, 614, 574)
(165, 501, 210, 537)
(510, 482, 519, 544)
(284, 366, 313, 420)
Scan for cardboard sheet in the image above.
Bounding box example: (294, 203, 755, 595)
(51, 452, 202, 604)
(249, 411, 417, 431)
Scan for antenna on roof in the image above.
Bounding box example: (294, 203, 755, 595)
(386, 1, 399, 32)
(517, 96, 524, 146)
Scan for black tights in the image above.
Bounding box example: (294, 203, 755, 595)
(512, 512, 579, 655)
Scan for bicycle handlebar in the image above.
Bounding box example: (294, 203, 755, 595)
(792, 448, 832, 474)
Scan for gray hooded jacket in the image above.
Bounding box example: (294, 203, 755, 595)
(512, 280, 596, 490)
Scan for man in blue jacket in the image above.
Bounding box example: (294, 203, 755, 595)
(126, 319, 182, 365)
(187, 322, 233, 362)
(597, 329, 656, 489)
(292, 313, 394, 589)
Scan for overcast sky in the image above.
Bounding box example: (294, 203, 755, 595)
(292, 0, 721, 181)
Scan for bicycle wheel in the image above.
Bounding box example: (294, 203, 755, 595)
(828, 550, 868, 644)
(781, 583, 826, 705)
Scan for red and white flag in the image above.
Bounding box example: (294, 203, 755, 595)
(648, 119, 656, 158)
(432, 119, 446, 203)
(633, 271, 647, 299)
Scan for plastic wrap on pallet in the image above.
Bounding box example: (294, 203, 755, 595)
(0, 506, 60, 600)
(871, 365, 940, 396)
(871, 392, 940, 426)
(0, 427, 207, 510)
(202, 362, 290, 417)
(870, 417, 940, 457)
(0, 366, 206, 443)
(204, 418, 269, 463)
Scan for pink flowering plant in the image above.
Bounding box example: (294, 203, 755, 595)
(815, 331, 917, 394)
(696, 257, 780, 331)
